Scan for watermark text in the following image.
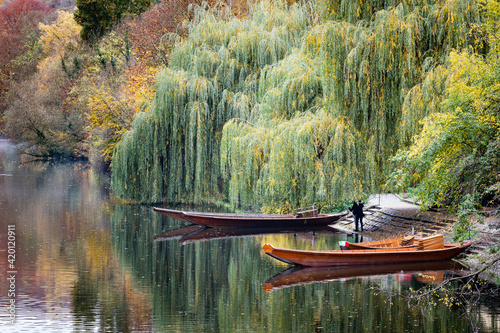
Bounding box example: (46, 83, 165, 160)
(6, 225, 16, 324)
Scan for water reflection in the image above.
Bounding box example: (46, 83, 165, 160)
(263, 261, 468, 292)
(0, 140, 499, 333)
(0, 141, 152, 332)
(154, 225, 339, 245)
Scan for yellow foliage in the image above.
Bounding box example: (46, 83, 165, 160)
(123, 64, 159, 115)
(39, 10, 81, 56)
(86, 82, 133, 162)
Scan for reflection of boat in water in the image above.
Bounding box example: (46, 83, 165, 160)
(263, 261, 468, 292)
(154, 225, 338, 244)
(154, 225, 205, 241)
(153, 207, 348, 228)
(263, 238, 473, 267)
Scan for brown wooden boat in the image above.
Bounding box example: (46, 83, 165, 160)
(340, 233, 423, 250)
(153, 206, 348, 228)
(263, 260, 467, 292)
(153, 208, 186, 221)
(263, 239, 472, 267)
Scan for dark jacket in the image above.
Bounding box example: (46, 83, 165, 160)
(350, 202, 364, 217)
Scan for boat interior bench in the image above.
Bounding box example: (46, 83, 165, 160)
(417, 234, 444, 250)
(294, 205, 318, 218)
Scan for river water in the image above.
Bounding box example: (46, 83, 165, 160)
(0, 140, 499, 332)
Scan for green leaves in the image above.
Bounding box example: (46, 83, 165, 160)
(75, 0, 153, 42)
(390, 22, 500, 209)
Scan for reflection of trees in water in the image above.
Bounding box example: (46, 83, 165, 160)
(0, 152, 151, 331)
(71, 272, 99, 326)
(111, 204, 236, 330)
(370, 264, 500, 333)
(71, 218, 151, 332)
(70, 220, 153, 332)
(71, 267, 135, 332)
(110, 205, 489, 332)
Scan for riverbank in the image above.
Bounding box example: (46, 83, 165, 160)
(335, 193, 500, 283)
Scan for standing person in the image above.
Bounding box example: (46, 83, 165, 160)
(356, 200, 364, 231)
(349, 200, 364, 232)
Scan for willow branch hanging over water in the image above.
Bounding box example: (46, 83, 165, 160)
(111, 0, 482, 210)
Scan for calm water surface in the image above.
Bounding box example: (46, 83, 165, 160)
(0, 140, 499, 332)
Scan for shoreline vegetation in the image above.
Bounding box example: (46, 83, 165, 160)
(0, 1, 499, 277)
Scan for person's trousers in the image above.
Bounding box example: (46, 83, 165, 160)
(354, 215, 363, 231)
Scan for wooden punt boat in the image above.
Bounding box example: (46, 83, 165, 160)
(153, 207, 348, 228)
(153, 208, 186, 221)
(263, 260, 467, 292)
(339, 233, 423, 250)
(263, 240, 472, 267)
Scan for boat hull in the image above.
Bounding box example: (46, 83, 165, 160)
(153, 207, 347, 228)
(263, 241, 472, 267)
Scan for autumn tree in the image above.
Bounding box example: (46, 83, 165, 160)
(127, 0, 246, 67)
(0, 0, 52, 130)
(66, 24, 140, 168)
(128, 0, 190, 67)
(3, 9, 85, 157)
(39, 10, 82, 76)
(82, 0, 209, 167)
(4, 60, 86, 157)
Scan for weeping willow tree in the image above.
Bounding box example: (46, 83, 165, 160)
(221, 0, 481, 211)
(112, 0, 482, 210)
(111, 1, 312, 203)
